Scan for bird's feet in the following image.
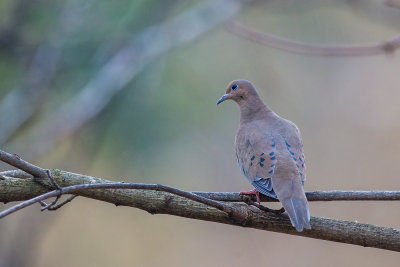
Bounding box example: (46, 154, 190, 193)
(240, 189, 285, 214)
(240, 188, 261, 204)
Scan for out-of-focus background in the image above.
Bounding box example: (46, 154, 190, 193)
(1, 0, 400, 266)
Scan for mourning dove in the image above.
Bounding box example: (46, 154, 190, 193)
(217, 80, 311, 232)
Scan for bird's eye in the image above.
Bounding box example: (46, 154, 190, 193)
(231, 83, 238, 91)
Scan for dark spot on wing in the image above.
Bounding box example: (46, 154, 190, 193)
(285, 140, 291, 148)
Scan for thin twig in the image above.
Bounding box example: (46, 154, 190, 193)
(46, 169, 60, 189)
(0, 149, 47, 178)
(39, 201, 48, 207)
(47, 195, 77, 211)
(40, 195, 61, 211)
(193, 190, 400, 202)
(225, 21, 400, 56)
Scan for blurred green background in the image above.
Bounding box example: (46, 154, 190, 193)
(1, 0, 400, 266)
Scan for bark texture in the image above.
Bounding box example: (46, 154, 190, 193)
(0, 169, 399, 252)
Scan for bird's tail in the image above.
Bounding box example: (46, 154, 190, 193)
(281, 197, 311, 232)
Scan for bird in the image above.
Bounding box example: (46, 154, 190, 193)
(217, 79, 311, 232)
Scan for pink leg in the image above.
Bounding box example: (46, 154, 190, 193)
(240, 188, 261, 204)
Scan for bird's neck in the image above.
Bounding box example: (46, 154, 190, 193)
(238, 95, 274, 124)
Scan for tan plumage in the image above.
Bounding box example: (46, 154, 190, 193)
(217, 79, 311, 232)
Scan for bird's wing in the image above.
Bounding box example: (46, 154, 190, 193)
(240, 134, 278, 199)
(271, 127, 310, 232)
(283, 124, 306, 184)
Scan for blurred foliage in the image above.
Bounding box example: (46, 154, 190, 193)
(1, 0, 400, 266)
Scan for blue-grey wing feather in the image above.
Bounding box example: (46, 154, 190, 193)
(244, 136, 278, 199)
(252, 177, 277, 198)
(283, 130, 306, 184)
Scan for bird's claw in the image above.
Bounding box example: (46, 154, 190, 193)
(240, 189, 261, 204)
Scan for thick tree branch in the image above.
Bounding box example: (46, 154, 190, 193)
(0, 170, 399, 252)
(1, 167, 398, 202)
(226, 21, 400, 56)
(0, 182, 232, 218)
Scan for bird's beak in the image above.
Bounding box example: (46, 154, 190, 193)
(217, 94, 228, 105)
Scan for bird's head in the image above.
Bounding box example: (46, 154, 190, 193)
(216, 80, 257, 105)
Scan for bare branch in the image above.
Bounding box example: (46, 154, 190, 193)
(0, 172, 399, 252)
(45, 195, 77, 211)
(0, 170, 33, 179)
(225, 21, 400, 57)
(0, 182, 231, 218)
(0, 149, 47, 178)
(40, 195, 61, 211)
(194, 190, 400, 202)
(1, 150, 399, 251)
(384, 0, 400, 9)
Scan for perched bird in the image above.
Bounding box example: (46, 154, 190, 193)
(217, 80, 311, 232)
